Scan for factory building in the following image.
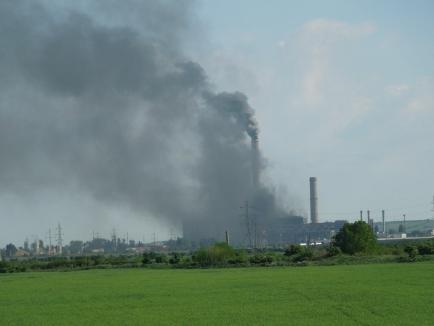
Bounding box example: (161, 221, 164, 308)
(266, 216, 346, 245)
(183, 177, 346, 246)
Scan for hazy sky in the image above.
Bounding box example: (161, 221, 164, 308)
(195, 0, 434, 220)
(1, 0, 433, 246)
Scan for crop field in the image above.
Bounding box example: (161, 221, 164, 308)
(1, 262, 434, 325)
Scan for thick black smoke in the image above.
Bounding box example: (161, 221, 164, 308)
(0, 0, 283, 243)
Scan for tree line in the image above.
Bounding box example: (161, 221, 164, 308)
(1, 221, 434, 273)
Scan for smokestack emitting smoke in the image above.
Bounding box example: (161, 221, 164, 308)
(309, 177, 318, 223)
(0, 1, 286, 242)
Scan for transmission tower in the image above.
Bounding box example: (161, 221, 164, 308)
(241, 201, 252, 248)
(46, 228, 53, 256)
(56, 223, 63, 255)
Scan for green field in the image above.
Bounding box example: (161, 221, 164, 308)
(1, 262, 434, 325)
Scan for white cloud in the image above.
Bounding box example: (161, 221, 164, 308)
(295, 19, 376, 108)
(405, 94, 434, 113)
(300, 19, 375, 40)
(277, 40, 287, 48)
(287, 19, 377, 137)
(385, 84, 410, 96)
(401, 79, 434, 114)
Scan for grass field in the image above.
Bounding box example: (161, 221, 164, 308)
(1, 262, 434, 325)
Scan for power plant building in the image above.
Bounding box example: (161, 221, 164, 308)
(182, 175, 346, 246)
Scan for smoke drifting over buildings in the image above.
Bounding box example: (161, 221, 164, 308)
(0, 1, 288, 242)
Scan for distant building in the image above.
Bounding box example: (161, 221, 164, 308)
(183, 215, 347, 246)
(267, 217, 346, 245)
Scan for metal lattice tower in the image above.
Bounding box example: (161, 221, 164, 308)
(56, 223, 63, 255)
(241, 201, 252, 248)
(46, 228, 53, 256)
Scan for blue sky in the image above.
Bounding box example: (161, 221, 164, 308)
(195, 0, 434, 221)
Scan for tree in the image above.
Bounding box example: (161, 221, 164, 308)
(417, 244, 432, 255)
(326, 244, 341, 257)
(404, 246, 417, 259)
(333, 221, 377, 255)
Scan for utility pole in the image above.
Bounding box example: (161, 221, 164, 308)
(254, 207, 257, 249)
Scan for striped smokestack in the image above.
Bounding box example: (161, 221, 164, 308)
(309, 177, 319, 223)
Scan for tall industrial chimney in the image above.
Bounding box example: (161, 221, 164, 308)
(382, 210, 385, 234)
(251, 133, 259, 189)
(309, 177, 319, 223)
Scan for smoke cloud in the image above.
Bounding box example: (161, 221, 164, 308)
(0, 0, 285, 243)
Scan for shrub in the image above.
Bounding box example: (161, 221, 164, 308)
(249, 254, 273, 265)
(326, 244, 341, 257)
(284, 244, 302, 257)
(417, 245, 432, 255)
(0, 261, 7, 273)
(404, 246, 417, 260)
(192, 243, 235, 266)
(169, 253, 181, 264)
(155, 254, 168, 264)
(227, 252, 248, 265)
(142, 252, 157, 264)
(333, 221, 377, 255)
(292, 247, 313, 262)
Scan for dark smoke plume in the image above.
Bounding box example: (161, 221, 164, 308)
(0, 0, 285, 243)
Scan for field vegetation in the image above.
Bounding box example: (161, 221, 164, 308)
(1, 262, 434, 325)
